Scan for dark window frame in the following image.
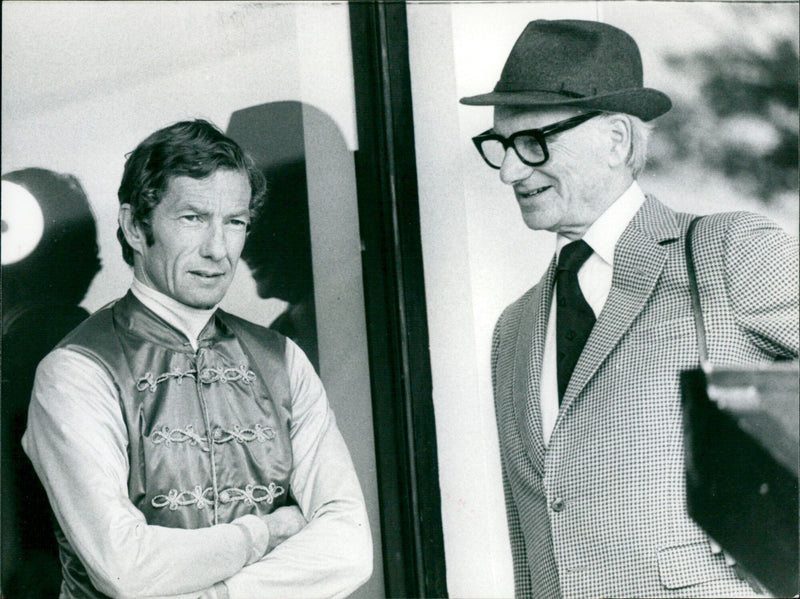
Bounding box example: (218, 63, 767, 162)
(349, 2, 448, 597)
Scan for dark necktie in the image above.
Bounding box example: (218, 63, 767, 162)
(556, 239, 596, 402)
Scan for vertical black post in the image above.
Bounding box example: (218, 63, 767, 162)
(348, 1, 448, 597)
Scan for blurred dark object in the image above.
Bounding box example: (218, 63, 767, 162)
(682, 363, 799, 598)
(227, 102, 319, 370)
(655, 20, 798, 205)
(2, 168, 101, 597)
(2, 168, 101, 304)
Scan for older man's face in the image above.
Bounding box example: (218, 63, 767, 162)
(132, 169, 252, 309)
(492, 106, 611, 239)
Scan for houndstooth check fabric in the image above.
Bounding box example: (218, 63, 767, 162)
(490, 195, 798, 598)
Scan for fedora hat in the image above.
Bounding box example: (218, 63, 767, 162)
(460, 19, 671, 121)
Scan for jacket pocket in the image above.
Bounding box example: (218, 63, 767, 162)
(657, 541, 738, 589)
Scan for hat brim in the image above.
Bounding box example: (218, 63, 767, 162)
(460, 87, 671, 122)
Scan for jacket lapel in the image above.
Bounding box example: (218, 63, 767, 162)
(560, 196, 683, 409)
(512, 258, 557, 475)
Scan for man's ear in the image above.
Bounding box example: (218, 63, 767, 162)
(118, 204, 147, 257)
(606, 115, 632, 169)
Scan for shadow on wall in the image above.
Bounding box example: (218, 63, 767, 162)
(1, 168, 101, 598)
(227, 102, 319, 370)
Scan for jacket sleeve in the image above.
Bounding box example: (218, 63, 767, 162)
(500, 455, 533, 598)
(491, 315, 533, 598)
(722, 212, 799, 358)
(220, 339, 373, 599)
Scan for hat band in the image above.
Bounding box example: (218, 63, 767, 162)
(494, 81, 598, 99)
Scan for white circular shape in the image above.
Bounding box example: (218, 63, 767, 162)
(2, 180, 45, 265)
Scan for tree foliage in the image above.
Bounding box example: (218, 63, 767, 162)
(652, 30, 798, 205)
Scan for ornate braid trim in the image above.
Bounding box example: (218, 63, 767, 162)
(211, 424, 276, 444)
(218, 483, 285, 506)
(151, 485, 214, 510)
(198, 365, 256, 386)
(136, 365, 256, 392)
(151, 425, 208, 450)
(151, 424, 276, 452)
(137, 369, 196, 392)
(151, 482, 285, 510)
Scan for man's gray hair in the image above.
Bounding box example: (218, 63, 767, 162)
(598, 113, 653, 179)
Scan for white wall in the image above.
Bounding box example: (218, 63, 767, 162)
(2, 3, 383, 597)
(408, 2, 798, 597)
(3, 1, 358, 317)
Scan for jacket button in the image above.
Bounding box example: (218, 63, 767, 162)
(551, 498, 565, 512)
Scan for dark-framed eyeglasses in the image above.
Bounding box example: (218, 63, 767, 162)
(472, 111, 603, 169)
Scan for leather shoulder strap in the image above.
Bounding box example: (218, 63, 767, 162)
(685, 216, 708, 365)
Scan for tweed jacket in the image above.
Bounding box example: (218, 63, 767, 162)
(491, 196, 798, 598)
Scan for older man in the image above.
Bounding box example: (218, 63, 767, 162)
(22, 120, 372, 599)
(461, 20, 798, 598)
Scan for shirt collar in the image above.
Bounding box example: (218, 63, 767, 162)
(130, 277, 216, 349)
(555, 181, 646, 265)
